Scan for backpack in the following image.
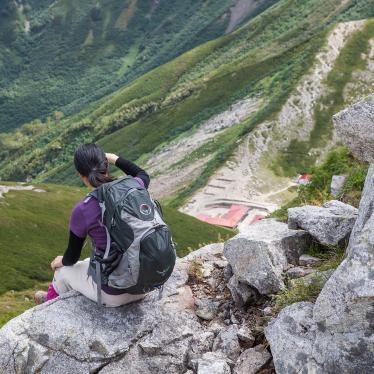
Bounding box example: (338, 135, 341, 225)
(87, 176, 176, 306)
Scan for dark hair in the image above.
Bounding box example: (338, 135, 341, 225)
(74, 143, 115, 188)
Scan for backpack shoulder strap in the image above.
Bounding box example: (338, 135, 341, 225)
(83, 189, 99, 204)
(85, 188, 105, 308)
(87, 189, 98, 200)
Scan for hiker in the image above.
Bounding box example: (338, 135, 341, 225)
(35, 143, 175, 307)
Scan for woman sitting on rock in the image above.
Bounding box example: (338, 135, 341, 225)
(34, 143, 150, 307)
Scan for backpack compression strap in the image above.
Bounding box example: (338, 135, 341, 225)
(88, 190, 111, 307)
(96, 261, 102, 307)
(88, 190, 111, 259)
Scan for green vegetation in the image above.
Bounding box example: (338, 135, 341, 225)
(0, 283, 48, 328)
(0, 184, 86, 294)
(270, 147, 369, 221)
(273, 19, 374, 176)
(274, 273, 326, 313)
(274, 245, 345, 313)
(2, 0, 369, 191)
(0, 183, 232, 295)
(187, 259, 204, 283)
(270, 145, 369, 313)
(0, 0, 242, 131)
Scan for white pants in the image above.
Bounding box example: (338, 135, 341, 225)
(53, 258, 145, 307)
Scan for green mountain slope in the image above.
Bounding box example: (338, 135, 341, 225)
(0, 0, 276, 131)
(0, 0, 372, 208)
(0, 183, 232, 295)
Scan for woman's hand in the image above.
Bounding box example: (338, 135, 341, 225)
(51, 256, 64, 271)
(105, 153, 119, 165)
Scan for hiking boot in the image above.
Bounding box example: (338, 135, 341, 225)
(34, 291, 48, 305)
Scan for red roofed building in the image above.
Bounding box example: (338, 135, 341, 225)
(297, 173, 312, 185)
(197, 204, 250, 228)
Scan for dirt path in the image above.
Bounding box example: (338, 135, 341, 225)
(147, 98, 261, 199)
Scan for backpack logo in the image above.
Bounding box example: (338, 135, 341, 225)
(156, 266, 171, 277)
(140, 203, 152, 215)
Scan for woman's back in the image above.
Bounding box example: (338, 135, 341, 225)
(70, 197, 106, 250)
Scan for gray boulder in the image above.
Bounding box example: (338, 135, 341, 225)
(268, 98, 374, 373)
(224, 219, 310, 295)
(288, 200, 358, 246)
(195, 298, 220, 321)
(311, 165, 374, 373)
(333, 94, 374, 163)
(266, 164, 374, 372)
(212, 324, 241, 361)
(265, 302, 318, 373)
(331, 175, 347, 197)
(227, 275, 255, 306)
(237, 325, 255, 345)
(0, 246, 222, 374)
(195, 352, 232, 374)
(233, 345, 271, 374)
(298, 254, 322, 267)
(346, 164, 374, 257)
(286, 266, 315, 279)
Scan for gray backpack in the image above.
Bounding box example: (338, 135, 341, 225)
(88, 176, 176, 306)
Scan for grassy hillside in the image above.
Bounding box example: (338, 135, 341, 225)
(0, 0, 372, 200)
(0, 0, 276, 131)
(272, 20, 374, 177)
(0, 182, 232, 295)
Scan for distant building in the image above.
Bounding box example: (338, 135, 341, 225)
(297, 173, 312, 185)
(197, 204, 250, 229)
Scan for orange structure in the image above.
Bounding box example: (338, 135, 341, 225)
(197, 204, 250, 228)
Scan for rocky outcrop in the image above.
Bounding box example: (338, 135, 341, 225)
(288, 200, 358, 246)
(224, 219, 310, 295)
(0, 244, 226, 373)
(266, 96, 374, 373)
(333, 94, 374, 163)
(0, 241, 276, 373)
(0, 256, 200, 373)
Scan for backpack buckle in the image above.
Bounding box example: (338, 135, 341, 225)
(156, 285, 164, 300)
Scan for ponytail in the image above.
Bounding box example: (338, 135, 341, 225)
(88, 169, 115, 188)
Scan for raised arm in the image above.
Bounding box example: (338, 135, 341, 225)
(106, 153, 150, 189)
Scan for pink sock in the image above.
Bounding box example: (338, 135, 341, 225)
(46, 283, 59, 301)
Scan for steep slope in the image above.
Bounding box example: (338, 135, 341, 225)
(182, 19, 374, 217)
(0, 0, 275, 131)
(0, 182, 232, 295)
(0, 0, 372, 215)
